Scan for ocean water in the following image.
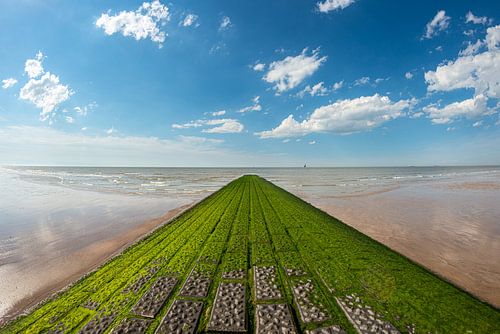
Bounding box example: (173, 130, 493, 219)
(1, 165, 500, 321)
(7, 165, 500, 198)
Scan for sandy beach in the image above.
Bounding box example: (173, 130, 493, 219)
(300, 178, 500, 308)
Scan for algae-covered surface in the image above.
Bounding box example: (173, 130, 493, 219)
(1, 175, 499, 333)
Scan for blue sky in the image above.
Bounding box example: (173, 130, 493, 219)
(0, 0, 499, 166)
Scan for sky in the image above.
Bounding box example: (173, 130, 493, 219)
(0, 0, 499, 167)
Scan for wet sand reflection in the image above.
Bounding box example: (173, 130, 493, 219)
(302, 179, 500, 307)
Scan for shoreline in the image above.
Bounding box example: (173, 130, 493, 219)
(0, 202, 193, 326)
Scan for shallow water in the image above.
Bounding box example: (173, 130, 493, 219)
(1, 165, 499, 321)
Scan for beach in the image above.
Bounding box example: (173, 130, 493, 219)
(1, 166, 499, 324)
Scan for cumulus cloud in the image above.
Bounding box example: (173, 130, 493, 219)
(65, 116, 75, 124)
(308, 140, 316, 145)
(238, 96, 262, 113)
(173, 118, 244, 133)
(24, 51, 44, 78)
(96, 0, 170, 48)
(425, 25, 500, 99)
(219, 16, 232, 31)
(485, 25, 500, 50)
(19, 72, 72, 121)
(181, 13, 198, 27)
(317, 0, 355, 13)
(298, 82, 329, 97)
(263, 48, 327, 93)
(253, 63, 265, 72)
(423, 10, 451, 39)
(2, 78, 17, 89)
(405, 72, 414, 80)
(106, 127, 117, 135)
(256, 94, 412, 138)
(465, 11, 491, 25)
(423, 94, 492, 124)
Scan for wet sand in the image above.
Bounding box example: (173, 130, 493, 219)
(301, 178, 500, 308)
(0, 169, 197, 324)
(0, 205, 191, 325)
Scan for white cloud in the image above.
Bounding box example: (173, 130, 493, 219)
(317, 0, 355, 13)
(181, 13, 198, 27)
(485, 25, 500, 50)
(332, 80, 344, 91)
(425, 25, 500, 99)
(423, 10, 451, 39)
(19, 72, 72, 121)
(298, 82, 329, 97)
(74, 101, 98, 116)
(459, 39, 484, 56)
(172, 120, 204, 129)
(238, 96, 262, 113)
(0, 126, 297, 167)
(107, 127, 117, 135)
(219, 16, 231, 31)
(202, 119, 244, 133)
(472, 120, 483, 127)
(253, 63, 265, 72)
(0, 126, 215, 166)
(211, 110, 226, 116)
(173, 118, 244, 133)
(2, 78, 17, 89)
(374, 77, 388, 84)
(354, 76, 370, 86)
(209, 41, 228, 56)
(263, 48, 327, 93)
(308, 140, 316, 145)
(423, 94, 492, 124)
(465, 11, 490, 25)
(410, 111, 424, 119)
(257, 94, 412, 138)
(81, 127, 88, 131)
(96, 0, 170, 48)
(65, 116, 75, 124)
(405, 72, 414, 80)
(178, 135, 223, 145)
(24, 51, 44, 78)
(282, 139, 290, 143)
